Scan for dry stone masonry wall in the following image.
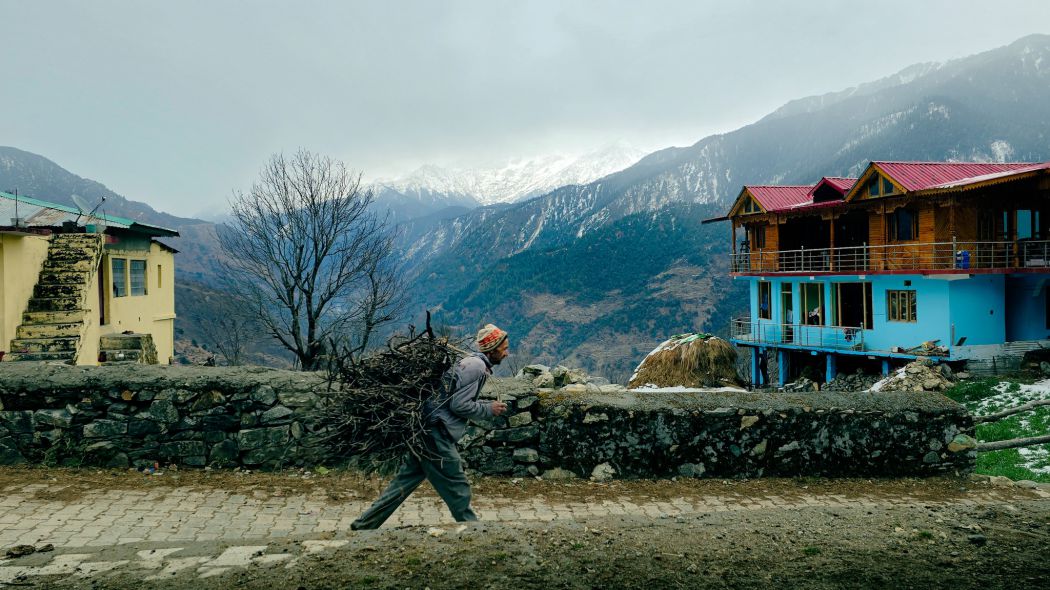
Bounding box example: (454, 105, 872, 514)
(0, 364, 976, 478)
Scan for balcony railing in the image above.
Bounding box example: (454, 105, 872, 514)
(731, 240, 1050, 273)
(730, 317, 864, 351)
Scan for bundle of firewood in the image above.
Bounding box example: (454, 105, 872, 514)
(318, 319, 462, 471)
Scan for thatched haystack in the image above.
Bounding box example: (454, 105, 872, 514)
(628, 333, 740, 389)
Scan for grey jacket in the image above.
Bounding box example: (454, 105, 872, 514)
(426, 352, 495, 442)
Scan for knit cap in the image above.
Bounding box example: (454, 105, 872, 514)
(476, 324, 508, 352)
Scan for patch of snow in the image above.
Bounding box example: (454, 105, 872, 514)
(989, 140, 1015, 163)
(868, 368, 906, 392)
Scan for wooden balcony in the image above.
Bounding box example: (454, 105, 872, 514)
(731, 240, 1050, 274)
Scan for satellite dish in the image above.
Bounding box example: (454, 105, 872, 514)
(71, 194, 107, 233)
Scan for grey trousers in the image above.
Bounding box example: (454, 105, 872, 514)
(351, 426, 478, 530)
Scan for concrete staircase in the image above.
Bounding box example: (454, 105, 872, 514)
(99, 333, 158, 365)
(6, 233, 104, 363)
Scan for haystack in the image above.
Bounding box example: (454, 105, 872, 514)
(627, 333, 740, 389)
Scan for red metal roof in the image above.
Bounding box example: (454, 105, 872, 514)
(874, 161, 1041, 191)
(925, 161, 1050, 190)
(821, 177, 857, 193)
(745, 185, 813, 212)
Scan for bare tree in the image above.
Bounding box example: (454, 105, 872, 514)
(219, 150, 404, 370)
(199, 308, 257, 366)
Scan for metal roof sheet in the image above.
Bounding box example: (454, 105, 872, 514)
(924, 161, 1050, 190)
(745, 185, 814, 212)
(0, 191, 178, 237)
(874, 161, 1041, 191)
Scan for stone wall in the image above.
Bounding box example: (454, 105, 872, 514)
(0, 364, 976, 478)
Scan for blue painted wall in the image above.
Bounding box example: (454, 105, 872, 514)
(949, 275, 1005, 346)
(1005, 275, 1050, 341)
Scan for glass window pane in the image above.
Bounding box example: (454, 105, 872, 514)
(908, 291, 917, 322)
(112, 258, 127, 298)
(1018, 210, 1034, 240)
(882, 177, 895, 194)
(130, 260, 147, 296)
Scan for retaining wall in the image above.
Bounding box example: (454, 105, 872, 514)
(0, 364, 975, 478)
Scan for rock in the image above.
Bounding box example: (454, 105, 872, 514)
(0, 411, 34, 434)
(775, 441, 800, 454)
(260, 405, 294, 425)
(922, 378, 942, 390)
(478, 450, 515, 475)
(533, 372, 555, 388)
(209, 440, 239, 467)
(560, 384, 587, 394)
(598, 384, 628, 394)
(1014, 479, 1040, 489)
(83, 420, 127, 438)
(740, 415, 759, 429)
(238, 426, 290, 450)
(906, 364, 925, 375)
(526, 465, 540, 476)
(5, 544, 36, 558)
(947, 434, 977, 452)
(1041, 361, 1050, 376)
(489, 425, 540, 443)
(277, 390, 317, 408)
(520, 364, 550, 377)
(516, 396, 539, 410)
(956, 372, 971, 380)
(751, 440, 768, 456)
(507, 412, 533, 427)
(513, 448, 539, 463)
(251, 385, 278, 407)
(0, 437, 27, 465)
(128, 417, 163, 437)
(988, 475, 1015, 487)
(34, 409, 72, 429)
(967, 534, 987, 547)
(937, 364, 953, 379)
(148, 399, 180, 424)
(541, 467, 578, 481)
(582, 412, 609, 424)
(922, 451, 941, 464)
(590, 462, 616, 482)
(587, 377, 611, 386)
(678, 463, 706, 478)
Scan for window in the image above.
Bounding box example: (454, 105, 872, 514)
(867, 177, 880, 197)
(157, 264, 163, 289)
(882, 177, 896, 195)
(750, 225, 766, 249)
(758, 282, 772, 320)
(112, 258, 127, 298)
(888, 208, 918, 241)
(130, 260, 147, 296)
(801, 283, 824, 325)
(742, 197, 761, 214)
(887, 290, 917, 322)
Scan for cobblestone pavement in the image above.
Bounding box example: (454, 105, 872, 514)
(2, 477, 1049, 586)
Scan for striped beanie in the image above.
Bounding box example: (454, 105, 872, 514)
(476, 324, 508, 352)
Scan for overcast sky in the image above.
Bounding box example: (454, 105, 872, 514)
(2, 1, 1048, 218)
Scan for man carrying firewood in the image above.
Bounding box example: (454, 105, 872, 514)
(350, 324, 510, 529)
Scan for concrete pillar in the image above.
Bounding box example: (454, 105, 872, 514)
(882, 359, 891, 375)
(826, 353, 837, 383)
(778, 350, 789, 386)
(751, 349, 760, 387)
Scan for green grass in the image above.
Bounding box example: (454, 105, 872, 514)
(943, 376, 1050, 483)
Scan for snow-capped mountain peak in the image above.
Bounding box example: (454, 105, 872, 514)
(377, 141, 646, 206)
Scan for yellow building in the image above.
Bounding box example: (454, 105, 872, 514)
(0, 191, 179, 365)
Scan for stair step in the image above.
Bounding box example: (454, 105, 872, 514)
(3, 352, 75, 363)
(33, 283, 86, 299)
(37, 270, 90, 285)
(27, 297, 83, 312)
(42, 259, 97, 272)
(100, 335, 149, 349)
(53, 233, 103, 242)
(16, 322, 83, 339)
(99, 349, 143, 362)
(23, 310, 84, 324)
(9, 337, 80, 353)
(44, 250, 100, 263)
